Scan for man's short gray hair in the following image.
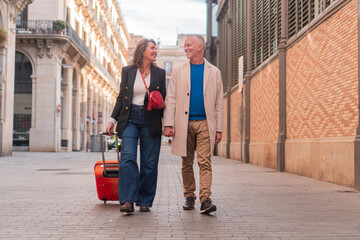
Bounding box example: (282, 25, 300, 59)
(188, 35, 206, 51)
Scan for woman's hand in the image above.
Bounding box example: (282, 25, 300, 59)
(106, 122, 115, 135)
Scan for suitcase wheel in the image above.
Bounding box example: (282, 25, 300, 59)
(102, 198, 107, 204)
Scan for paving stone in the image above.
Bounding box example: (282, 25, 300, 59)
(1, 147, 360, 239)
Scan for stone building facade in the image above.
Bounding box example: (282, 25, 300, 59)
(0, 0, 35, 156)
(215, 0, 360, 189)
(6, 0, 129, 153)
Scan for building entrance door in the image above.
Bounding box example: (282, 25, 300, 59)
(13, 52, 32, 146)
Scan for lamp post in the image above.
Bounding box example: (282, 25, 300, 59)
(205, 0, 217, 63)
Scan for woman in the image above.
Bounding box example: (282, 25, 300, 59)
(106, 39, 166, 213)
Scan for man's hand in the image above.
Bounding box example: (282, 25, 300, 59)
(163, 126, 174, 137)
(106, 122, 115, 135)
(215, 132, 222, 145)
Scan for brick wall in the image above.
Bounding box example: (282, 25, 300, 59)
(287, 0, 358, 139)
(250, 60, 279, 143)
(230, 89, 242, 142)
(217, 0, 357, 186)
(219, 87, 245, 159)
(222, 98, 228, 143)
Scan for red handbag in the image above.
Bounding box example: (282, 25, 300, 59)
(140, 71, 165, 111)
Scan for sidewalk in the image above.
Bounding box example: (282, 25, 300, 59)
(1, 147, 360, 240)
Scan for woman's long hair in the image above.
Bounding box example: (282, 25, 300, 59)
(132, 38, 157, 71)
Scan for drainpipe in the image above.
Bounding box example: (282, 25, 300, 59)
(354, 0, 360, 190)
(226, 1, 232, 159)
(240, 80, 244, 162)
(277, 0, 288, 172)
(244, 0, 252, 163)
(206, 0, 213, 61)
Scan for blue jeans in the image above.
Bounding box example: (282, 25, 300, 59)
(119, 104, 161, 207)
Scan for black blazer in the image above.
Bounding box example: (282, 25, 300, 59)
(110, 65, 166, 138)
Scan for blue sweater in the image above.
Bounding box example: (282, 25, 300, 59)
(189, 63, 206, 120)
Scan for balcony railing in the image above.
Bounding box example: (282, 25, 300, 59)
(67, 27, 91, 59)
(16, 20, 91, 59)
(89, 50, 114, 85)
(16, 20, 117, 87)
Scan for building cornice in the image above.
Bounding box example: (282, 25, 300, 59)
(10, 0, 34, 10)
(8, 0, 35, 23)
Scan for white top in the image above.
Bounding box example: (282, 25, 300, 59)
(109, 69, 150, 124)
(132, 69, 150, 105)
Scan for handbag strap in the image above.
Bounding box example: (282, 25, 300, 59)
(139, 71, 150, 95)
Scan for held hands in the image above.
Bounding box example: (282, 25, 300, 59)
(163, 127, 220, 144)
(163, 126, 174, 137)
(215, 132, 222, 145)
(106, 122, 115, 135)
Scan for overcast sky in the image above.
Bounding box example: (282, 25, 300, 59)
(119, 0, 207, 46)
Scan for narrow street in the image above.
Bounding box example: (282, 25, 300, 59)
(1, 147, 360, 240)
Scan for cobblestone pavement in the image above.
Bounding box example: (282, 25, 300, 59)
(1, 146, 360, 240)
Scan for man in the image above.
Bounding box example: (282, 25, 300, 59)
(163, 35, 224, 214)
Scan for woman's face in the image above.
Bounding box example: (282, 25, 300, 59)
(143, 42, 157, 63)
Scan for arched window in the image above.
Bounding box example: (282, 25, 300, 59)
(15, 52, 32, 93)
(13, 51, 33, 146)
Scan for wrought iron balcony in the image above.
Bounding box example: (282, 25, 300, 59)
(16, 20, 117, 87)
(17, 20, 66, 35)
(16, 20, 91, 59)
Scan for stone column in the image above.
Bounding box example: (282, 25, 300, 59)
(80, 77, 87, 151)
(105, 94, 109, 129)
(0, 43, 12, 156)
(105, 93, 109, 131)
(61, 67, 73, 152)
(55, 58, 62, 152)
(72, 70, 81, 151)
(0, 18, 16, 156)
(101, 92, 105, 133)
(103, 93, 107, 129)
(29, 45, 59, 152)
(28, 74, 37, 151)
(93, 89, 98, 135)
(30, 75, 37, 129)
(87, 84, 93, 150)
(0, 0, 34, 157)
(97, 91, 102, 133)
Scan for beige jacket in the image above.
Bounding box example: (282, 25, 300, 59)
(163, 59, 224, 157)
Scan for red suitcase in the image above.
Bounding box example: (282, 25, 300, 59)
(94, 132, 120, 203)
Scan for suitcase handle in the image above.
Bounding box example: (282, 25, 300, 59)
(99, 132, 120, 176)
(103, 168, 119, 178)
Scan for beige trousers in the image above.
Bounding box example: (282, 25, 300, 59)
(182, 119, 212, 203)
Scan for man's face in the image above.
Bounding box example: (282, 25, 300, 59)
(184, 37, 201, 60)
